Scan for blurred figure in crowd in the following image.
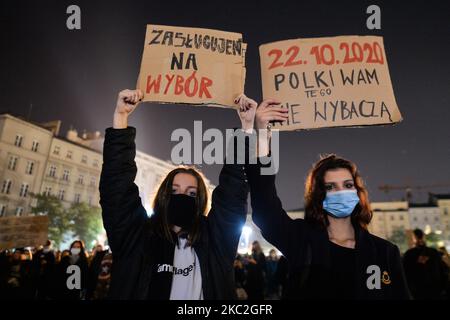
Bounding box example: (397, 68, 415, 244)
(403, 229, 449, 299)
(91, 252, 113, 300)
(438, 246, 450, 299)
(2, 248, 34, 299)
(86, 244, 108, 299)
(234, 254, 247, 300)
(33, 240, 56, 299)
(54, 249, 72, 299)
(275, 255, 289, 299)
(244, 241, 266, 300)
(266, 249, 279, 299)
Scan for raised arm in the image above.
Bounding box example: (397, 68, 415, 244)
(245, 99, 305, 259)
(206, 94, 256, 264)
(99, 89, 148, 257)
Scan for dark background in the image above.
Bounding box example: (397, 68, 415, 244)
(1, 0, 449, 210)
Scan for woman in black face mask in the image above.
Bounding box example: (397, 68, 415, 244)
(99, 89, 256, 300)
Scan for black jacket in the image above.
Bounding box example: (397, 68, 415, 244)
(245, 160, 411, 299)
(403, 245, 448, 299)
(99, 127, 248, 299)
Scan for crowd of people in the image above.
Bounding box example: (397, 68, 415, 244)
(232, 232, 450, 301)
(1, 89, 450, 301)
(0, 240, 112, 300)
(0, 230, 449, 300)
(234, 241, 288, 300)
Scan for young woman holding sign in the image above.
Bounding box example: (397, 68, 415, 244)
(244, 98, 411, 299)
(99, 89, 256, 300)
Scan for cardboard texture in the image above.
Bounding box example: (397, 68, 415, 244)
(0, 215, 49, 250)
(259, 35, 402, 130)
(137, 24, 247, 108)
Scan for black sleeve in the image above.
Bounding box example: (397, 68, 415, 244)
(245, 158, 306, 260)
(207, 130, 250, 265)
(99, 127, 148, 257)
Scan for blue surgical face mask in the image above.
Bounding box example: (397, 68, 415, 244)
(322, 189, 360, 218)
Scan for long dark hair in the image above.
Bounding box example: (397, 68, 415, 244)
(151, 166, 209, 246)
(69, 240, 88, 260)
(304, 154, 372, 229)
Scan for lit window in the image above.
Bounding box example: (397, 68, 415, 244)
(26, 161, 34, 175)
(62, 169, 70, 181)
(31, 140, 39, 152)
(19, 183, 29, 197)
(1, 180, 12, 194)
(14, 135, 23, 147)
(49, 165, 57, 177)
(8, 156, 18, 171)
(15, 207, 24, 216)
(0, 205, 6, 217)
(43, 186, 52, 196)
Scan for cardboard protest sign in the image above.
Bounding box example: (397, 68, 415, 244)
(259, 36, 402, 130)
(0, 215, 48, 250)
(137, 24, 247, 108)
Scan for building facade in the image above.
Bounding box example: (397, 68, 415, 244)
(0, 114, 203, 218)
(0, 114, 53, 217)
(41, 135, 103, 209)
(408, 203, 442, 234)
(430, 194, 450, 242)
(368, 201, 410, 239)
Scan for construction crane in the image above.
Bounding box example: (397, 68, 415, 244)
(379, 183, 450, 202)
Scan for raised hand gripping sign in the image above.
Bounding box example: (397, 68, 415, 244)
(259, 35, 403, 130)
(137, 24, 247, 108)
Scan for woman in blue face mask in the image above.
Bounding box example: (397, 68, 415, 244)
(244, 98, 411, 300)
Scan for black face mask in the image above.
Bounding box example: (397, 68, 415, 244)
(167, 194, 197, 230)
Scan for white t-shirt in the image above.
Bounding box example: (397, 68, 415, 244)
(169, 237, 203, 300)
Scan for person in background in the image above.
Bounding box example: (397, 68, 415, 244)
(244, 241, 267, 300)
(91, 252, 113, 300)
(234, 254, 247, 300)
(0, 250, 11, 299)
(266, 249, 279, 299)
(86, 244, 108, 300)
(66, 240, 89, 300)
(403, 229, 448, 299)
(3, 248, 34, 299)
(33, 240, 56, 299)
(438, 246, 450, 299)
(54, 249, 72, 299)
(275, 255, 289, 299)
(55, 250, 62, 264)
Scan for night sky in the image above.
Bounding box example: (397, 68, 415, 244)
(1, 0, 450, 210)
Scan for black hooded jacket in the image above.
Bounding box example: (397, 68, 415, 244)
(99, 127, 248, 299)
(245, 160, 411, 299)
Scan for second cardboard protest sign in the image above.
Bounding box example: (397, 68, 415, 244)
(259, 35, 402, 130)
(137, 24, 246, 108)
(0, 215, 49, 250)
